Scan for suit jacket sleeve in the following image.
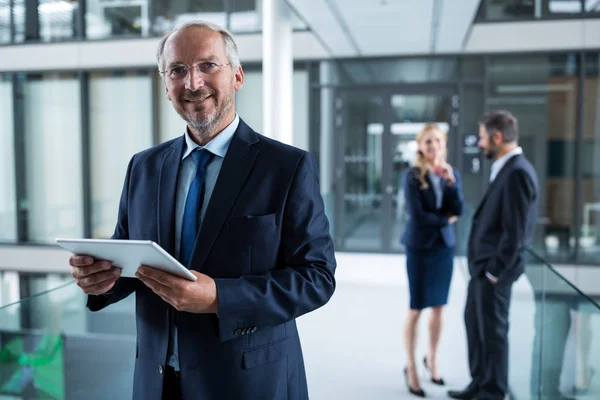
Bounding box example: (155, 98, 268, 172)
(403, 170, 449, 227)
(214, 153, 336, 342)
(487, 169, 537, 279)
(443, 170, 464, 217)
(87, 156, 140, 312)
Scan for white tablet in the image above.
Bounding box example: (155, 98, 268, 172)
(55, 238, 197, 281)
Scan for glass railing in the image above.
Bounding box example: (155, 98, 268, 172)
(0, 281, 136, 399)
(509, 248, 600, 400)
(1, 247, 598, 399)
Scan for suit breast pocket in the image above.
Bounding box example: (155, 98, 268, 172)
(229, 213, 276, 233)
(227, 213, 278, 274)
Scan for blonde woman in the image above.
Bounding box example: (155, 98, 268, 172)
(401, 123, 464, 397)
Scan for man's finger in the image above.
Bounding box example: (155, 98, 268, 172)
(77, 268, 121, 289)
(72, 261, 113, 279)
(81, 278, 118, 295)
(69, 255, 95, 267)
(137, 266, 180, 288)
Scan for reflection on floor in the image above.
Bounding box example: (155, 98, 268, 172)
(298, 253, 600, 400)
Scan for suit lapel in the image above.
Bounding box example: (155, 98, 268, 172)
(189, 120, 259, 273)
(473, 154, 522, 219)
(157, 137, 186, 256)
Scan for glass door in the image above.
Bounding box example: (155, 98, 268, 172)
(334, 86, 459, 252)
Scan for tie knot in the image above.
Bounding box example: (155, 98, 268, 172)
(192, 149, 215, 169)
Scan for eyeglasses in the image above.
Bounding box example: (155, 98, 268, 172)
(159, 62, 231, 81)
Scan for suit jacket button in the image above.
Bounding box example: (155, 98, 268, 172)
(234, 328, 242, 336)
(251, 327, 257, 333)
(242, 328, 248, 335)
(158, 365, 164, 375)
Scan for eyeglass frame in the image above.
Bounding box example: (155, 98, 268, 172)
(159, 61, 232, 81)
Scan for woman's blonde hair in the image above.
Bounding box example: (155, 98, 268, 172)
(414, 123, 447, 190)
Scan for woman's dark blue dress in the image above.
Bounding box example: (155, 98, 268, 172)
(401, 167, 464, 310)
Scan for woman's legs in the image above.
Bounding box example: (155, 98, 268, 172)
(405, 308, 423, 389)
(427, 306, 444, 380)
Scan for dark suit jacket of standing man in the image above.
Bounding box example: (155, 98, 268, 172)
(468, 153, 538, 281)
(466, 152, 538, 398)
(87, 119, 337, 400)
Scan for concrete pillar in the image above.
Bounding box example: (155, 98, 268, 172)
(262, 0, 293, 144)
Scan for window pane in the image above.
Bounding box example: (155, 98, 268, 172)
(86, 0, 149, 39)
(39, 0, 79, 41)
(546, 0, 582, 16)
(586, 0, 600, 12)
(152, 0, 226, 36)
(0, 75, 17, 242)
(0, 0, 10, 43)
(580, 53, 600, 263)
(487, 54, 580, 262)
(230, 0, 261, 33)
(482, 0, 536, 21)
(336, 58, 458, 85)
(24, 73, 83, 242)
(89, 72, 153, 238)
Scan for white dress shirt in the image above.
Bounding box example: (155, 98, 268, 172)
(489, 146, 523, 183)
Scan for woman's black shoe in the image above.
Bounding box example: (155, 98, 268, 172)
(403, 367, 426, 397)
(423, 356, 445, 386)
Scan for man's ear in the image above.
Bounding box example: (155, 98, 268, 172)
(234, 66, 244, 91)
(493, 130, 503, 145)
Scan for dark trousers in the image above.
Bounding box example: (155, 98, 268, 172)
(162, 366, 182, 400)
(465, 277, 513, 400)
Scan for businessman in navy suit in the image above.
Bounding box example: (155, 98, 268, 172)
(69, 21, 336, 400)
(448, 110, 538, 400)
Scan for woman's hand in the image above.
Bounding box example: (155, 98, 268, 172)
(432, 162, 456, 184)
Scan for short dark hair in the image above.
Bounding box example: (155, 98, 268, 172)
(479, 110, 519, 143)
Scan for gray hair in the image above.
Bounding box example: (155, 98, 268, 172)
(156, 21, 241, 73)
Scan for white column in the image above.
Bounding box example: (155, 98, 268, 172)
(262, 0, 293, 144)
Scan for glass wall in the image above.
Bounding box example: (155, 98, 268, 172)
(0, 0, 10, 43)
(23, 73, 83, 243)
(486, 54, 580, 262)
(86, 0, 147, 39)
(0, 74, 16, 242)
(89, 71, 153, 239)
(580, 52, 600, 263)
(477, 0, 594, 21)
(2, 0, 306, 43)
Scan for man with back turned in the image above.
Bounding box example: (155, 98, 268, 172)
(448, 110, 539, 400)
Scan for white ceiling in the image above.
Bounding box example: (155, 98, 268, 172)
(286, 0, 481, 57)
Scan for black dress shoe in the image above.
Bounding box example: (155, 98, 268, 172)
(404, 368, 426, 397)
(423, 356, 445, 385)
(447, 388, 478, 399)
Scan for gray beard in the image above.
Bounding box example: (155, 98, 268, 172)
(185, 96, 233, 140)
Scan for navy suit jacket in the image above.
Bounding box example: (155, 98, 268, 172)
(87, 119, 336, 400)
(401, 167, 464, 250)
(468, 154, 539, 282)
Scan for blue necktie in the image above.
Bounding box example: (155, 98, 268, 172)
(179, 149, 214, 267)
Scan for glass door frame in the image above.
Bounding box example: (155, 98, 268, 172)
(333, 83, 460, 253)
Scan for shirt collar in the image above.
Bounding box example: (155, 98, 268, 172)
(182, 114, 240, 160)
(490, 146, 523, 182)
